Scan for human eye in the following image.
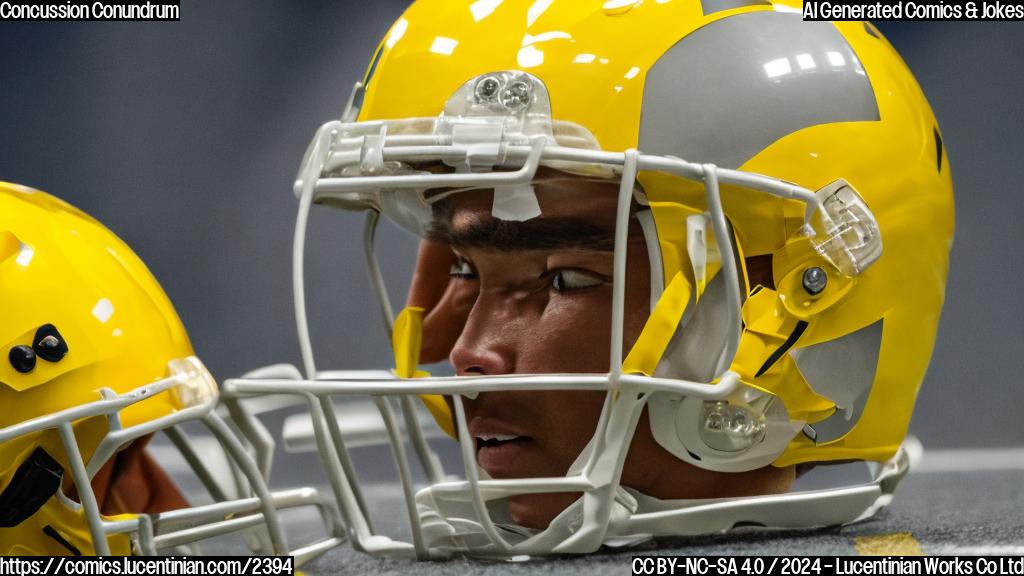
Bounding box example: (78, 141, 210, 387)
(449, 256, 477, 280)
(550, 268, 607, 292)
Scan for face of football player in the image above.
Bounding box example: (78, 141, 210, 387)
(418, 174, 794, 529)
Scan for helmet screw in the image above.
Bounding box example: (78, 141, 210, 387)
(9, 345, 36, 374)
(474, 76, 502, 103)
(802, 266, 827, 295)
(500, 80, 532, 110)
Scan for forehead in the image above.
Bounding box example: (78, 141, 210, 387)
(446, 174, 622, 233)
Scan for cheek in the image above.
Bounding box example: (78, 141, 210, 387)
(623, 240, 652, 351)
(514, 276, 650, 375)
(518, 390, 608, 476)
(515, 291, 614, 374)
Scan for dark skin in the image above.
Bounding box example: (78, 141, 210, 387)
(408, 175, 794, 530)
(66, 434, 188, 515)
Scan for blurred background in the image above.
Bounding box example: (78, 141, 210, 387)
(1, 1, 1021, 453)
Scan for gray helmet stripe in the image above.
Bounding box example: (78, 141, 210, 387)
(639, 12, 879, 170)
(701, 0, 770, 17)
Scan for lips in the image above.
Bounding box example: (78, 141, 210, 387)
(469, 417, 532, 477)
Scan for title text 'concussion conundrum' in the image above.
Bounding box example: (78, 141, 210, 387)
(0, 1, 179, 21)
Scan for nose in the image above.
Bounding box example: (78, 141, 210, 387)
(449, 292, 517, 376)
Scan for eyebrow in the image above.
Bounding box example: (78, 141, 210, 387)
(426, 198, 621, 251)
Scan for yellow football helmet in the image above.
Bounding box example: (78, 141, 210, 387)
(225, 0, 954, 559)
(0, 183, 343, 559)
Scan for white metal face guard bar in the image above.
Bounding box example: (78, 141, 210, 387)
(221, 119, 897, 558)
(221, 373, 909, 559)
(290, 120, 826, 381)
(0, 368, 344, 562)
